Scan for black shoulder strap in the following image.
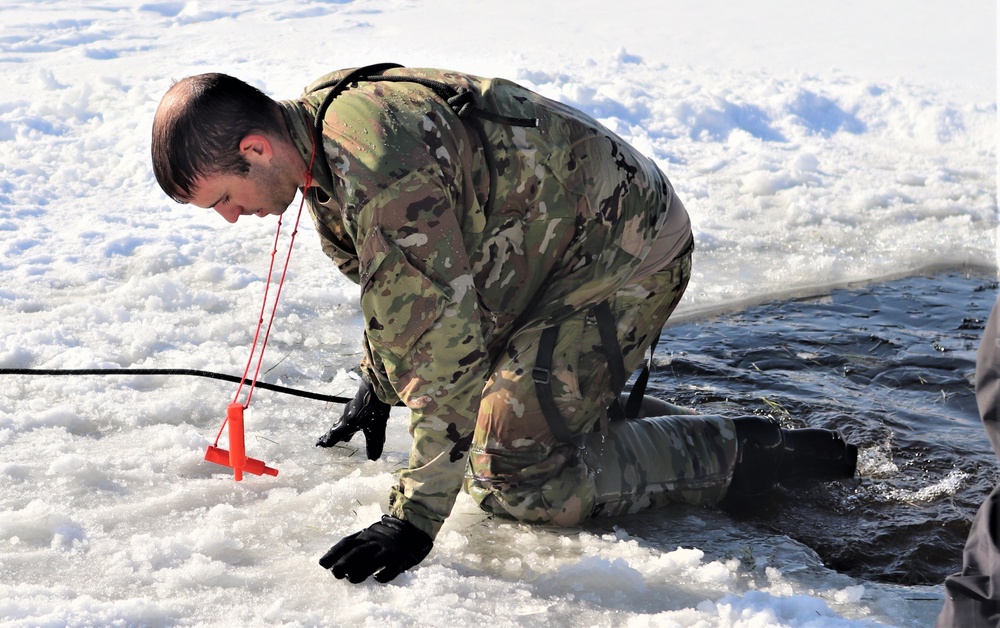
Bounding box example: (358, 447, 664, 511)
(307, 63, 538, 221)
(310, 63, 404, 188)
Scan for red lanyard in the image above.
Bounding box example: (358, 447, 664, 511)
(204, 139, 318, 481)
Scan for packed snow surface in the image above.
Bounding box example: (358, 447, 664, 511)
(0, 1, 995, 626)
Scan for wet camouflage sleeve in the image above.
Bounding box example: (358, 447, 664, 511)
(353, 174, 490, 539)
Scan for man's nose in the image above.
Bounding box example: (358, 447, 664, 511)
(213, 204, 241, 223)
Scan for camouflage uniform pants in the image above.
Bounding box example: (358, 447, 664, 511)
(465, 248, 738, 525)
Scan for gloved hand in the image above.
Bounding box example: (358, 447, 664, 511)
(319, 515, 433, 584)
(315, 374, 391, 460)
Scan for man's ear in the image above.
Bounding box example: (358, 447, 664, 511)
(239, 133, 274, 165)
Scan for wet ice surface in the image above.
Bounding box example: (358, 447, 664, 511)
(648, 269, 999, 585)
(6, 275, 993, 627)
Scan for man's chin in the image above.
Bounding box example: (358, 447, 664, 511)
(256, 207, 288, 218)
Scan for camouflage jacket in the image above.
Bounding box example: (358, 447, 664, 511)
(279, 67, 686, 539)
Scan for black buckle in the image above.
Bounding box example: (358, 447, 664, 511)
(531, 367, 550, 385)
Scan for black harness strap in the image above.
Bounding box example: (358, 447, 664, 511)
(594, 301, 629, 422)
(310, 62, 404, 190)
(532, 325, 586, 450)
(532, 300, 632, 449)
(307, 63, 538, 221)
(624, 336, 657, 418)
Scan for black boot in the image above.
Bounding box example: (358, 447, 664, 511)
(724, 417, 858, 502)
(781, 427, 859, 483)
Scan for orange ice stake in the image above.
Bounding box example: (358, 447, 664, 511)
(204, 403, 278, 480)
(227, 402, 246, 480)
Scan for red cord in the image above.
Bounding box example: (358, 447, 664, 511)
(213, 136, 318, 448)
(233, 216, 285, 405)
(243, 204, 305, 409)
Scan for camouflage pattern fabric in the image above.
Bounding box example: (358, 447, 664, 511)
(585, 413, 736, 518)
(466, 252, 737, 525)
(277, 67, 734, 539)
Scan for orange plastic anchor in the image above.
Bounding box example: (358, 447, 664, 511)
(204, 402, 278, 480)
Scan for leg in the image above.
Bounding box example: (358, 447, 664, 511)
(466, 251, 736, 523)
(937, 481, 1000, 627)
(585, 413, 737, 517)
(465, 310, 601, 526)
(937, 297, 1000, 626)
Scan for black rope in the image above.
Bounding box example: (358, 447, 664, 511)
(0, 368, 352, 404)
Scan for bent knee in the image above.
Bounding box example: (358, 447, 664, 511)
(470, 473, 596, 527)
(491, 488, 594, 527)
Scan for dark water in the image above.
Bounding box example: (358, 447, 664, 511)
(648, 269, 999, 585)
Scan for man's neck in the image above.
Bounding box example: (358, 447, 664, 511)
(277, 99, 328, 189)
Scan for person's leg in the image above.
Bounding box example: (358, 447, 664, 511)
(465, 250, 736, 523)
(585, 412, 736, 517)
(574, 253, 739, 515)
(464, 308, 601, 526)
(466, 246, 858, 525)
(937, 481, 1000, 627)
(938, 297, 1000, 627)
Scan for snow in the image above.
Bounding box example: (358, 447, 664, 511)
(0, 1, 995, 626)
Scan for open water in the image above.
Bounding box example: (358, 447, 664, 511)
(643, 268, 999, 585)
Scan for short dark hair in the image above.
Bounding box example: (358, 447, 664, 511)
(151, 73, 284, 202)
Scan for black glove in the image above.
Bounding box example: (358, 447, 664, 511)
(319, 515, 433, 584)
(316, 375, 391, 460)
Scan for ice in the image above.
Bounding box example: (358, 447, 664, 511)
(0, 0, 995, 626)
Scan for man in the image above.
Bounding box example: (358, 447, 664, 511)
(937, 296, 1000, 626)
(152, 64, 858, 584)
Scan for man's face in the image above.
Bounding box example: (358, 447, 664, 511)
(188, 159, 298, 224)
